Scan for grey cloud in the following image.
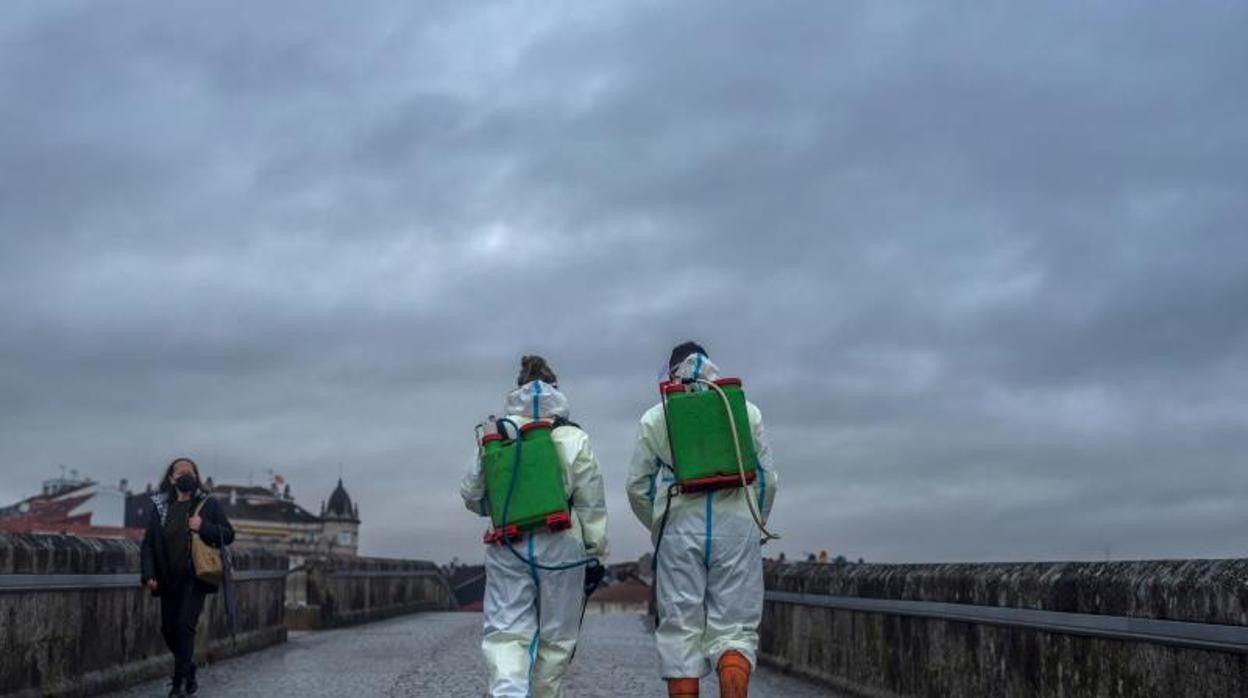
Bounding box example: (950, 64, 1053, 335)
(2, 1, 1247, 564)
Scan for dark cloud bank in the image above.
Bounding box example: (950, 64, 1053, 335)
(2, 2, 1246, 563)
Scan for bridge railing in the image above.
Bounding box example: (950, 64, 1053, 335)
(760, 559, 1248, 698)
(289, 555, 459, 629)
(0, 532, 288, 698)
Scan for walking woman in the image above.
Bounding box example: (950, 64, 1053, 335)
(140, 457, 235, 697)
(460, 355, 609, 697)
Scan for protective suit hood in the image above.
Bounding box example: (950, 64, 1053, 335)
(669, 353, 721, 383)
(505, 380, 570, 421)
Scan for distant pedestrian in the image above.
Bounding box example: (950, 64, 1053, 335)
(140, 457, 235, 697)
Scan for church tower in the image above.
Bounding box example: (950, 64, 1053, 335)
(320, 478, 360, 556)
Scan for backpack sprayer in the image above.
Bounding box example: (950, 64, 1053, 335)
(660, 376, 780, 541)
(476, 417, 600, 572)
(648, 375, 780, 629)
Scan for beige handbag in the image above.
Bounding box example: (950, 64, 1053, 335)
(191, 499, 224, 585)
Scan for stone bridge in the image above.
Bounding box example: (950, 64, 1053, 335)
(3, 533, 1247, 697)
(103, 613, 828, 697)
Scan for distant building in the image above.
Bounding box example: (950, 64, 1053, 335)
(2, 469, 363, 564)
(319, 478, 361, 555)
(0, 472, 139, 539)
(125, 476, 361, 567)
(586, 560, 652, 615)
(586, 577, 651, 615)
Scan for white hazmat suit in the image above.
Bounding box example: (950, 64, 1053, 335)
(461, 380, 609, 697)
(626, 355, 779, 680)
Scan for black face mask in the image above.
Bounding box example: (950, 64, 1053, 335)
(174, 474, 197, 493)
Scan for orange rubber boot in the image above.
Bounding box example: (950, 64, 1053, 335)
(667, 677, 700, 697)
(717, 650, 751, 698)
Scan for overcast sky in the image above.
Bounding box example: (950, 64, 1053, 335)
(2, 2, 1246, 564)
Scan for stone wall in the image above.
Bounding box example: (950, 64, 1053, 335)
(0, 533, 288, 698)
(297, 555, 458, 629)
(760, 560, 1248, 698)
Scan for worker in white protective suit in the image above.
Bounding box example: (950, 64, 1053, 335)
(626, 342, 779, 698)
(461, 355, 609, 698)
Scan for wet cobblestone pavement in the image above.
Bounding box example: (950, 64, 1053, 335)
(106, 612, 833, 697)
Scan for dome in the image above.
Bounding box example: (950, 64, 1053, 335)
(326, 478, 355, 519)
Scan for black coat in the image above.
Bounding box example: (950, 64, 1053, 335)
(140, 491, 235, 597)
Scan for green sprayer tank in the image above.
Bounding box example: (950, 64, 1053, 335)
(480, 420, 572, 542)
(661, 378, 758, 492)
